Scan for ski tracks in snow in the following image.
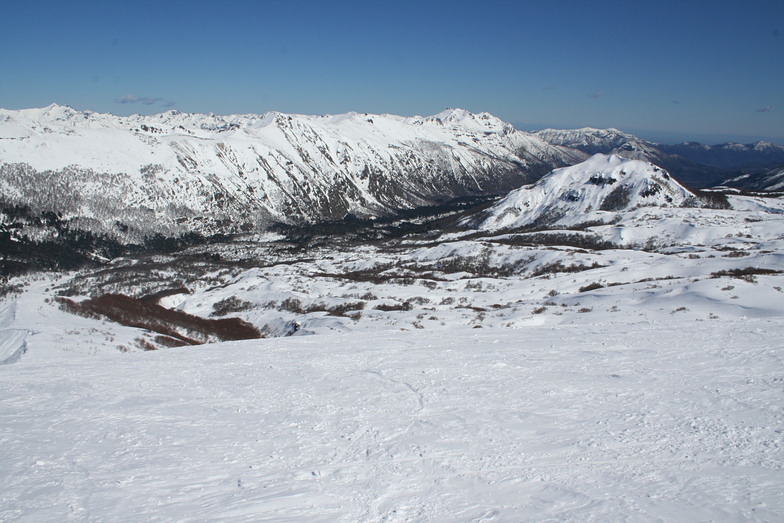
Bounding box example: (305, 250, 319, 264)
(0, 301, 28, 364)
(1, 322, 783, 521)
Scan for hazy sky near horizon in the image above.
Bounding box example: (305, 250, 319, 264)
(1, 0, 782, 144)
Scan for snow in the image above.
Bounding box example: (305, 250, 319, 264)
(2, 186, 784, 520)
(477, 154, 694, 230)
(722, 167, 784, 192)
(2, 118, 784, 519)
(0, 104, 570, 230)
(532, 127, 661, 159)
(0, 301, 28, 364)
(1, 308, 782, 521)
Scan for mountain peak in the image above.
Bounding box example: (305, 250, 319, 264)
(425, 108, 513, 134)
(41, 103, 83, 118)
(477, 154, 695, 230)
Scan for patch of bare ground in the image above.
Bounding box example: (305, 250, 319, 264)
(58, 294, 262, 347)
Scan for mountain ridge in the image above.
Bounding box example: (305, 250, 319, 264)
(0, 105, 582, 241)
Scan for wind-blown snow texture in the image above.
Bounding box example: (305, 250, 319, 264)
(0, 105, 578, 238)
(1, 277, 783, 521)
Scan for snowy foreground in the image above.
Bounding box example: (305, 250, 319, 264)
(2, 296, 783, 521)
(2, 187, 784, 520)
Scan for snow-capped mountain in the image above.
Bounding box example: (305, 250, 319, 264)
(0, 104, 580, 240)
(532, 128, 784, 171)
(476, 154, 695, 230)
(532, 127, 660, 160)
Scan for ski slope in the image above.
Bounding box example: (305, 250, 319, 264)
(1, 316, 782, 521)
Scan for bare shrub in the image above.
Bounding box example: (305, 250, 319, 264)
(710, 267, 782, 283)
(136, 337, 158, 351)
(141, 286, 191, 303)
(375, 301, 414, 312)
(465, 281, 484, 291)
(579, 282, 604, 293)
(154, 335, 190, 348)
(324, 301, 365, 317)
(211, 296, 254, 317)
(531, 261, 605, 278)
(280, 297, 306, 313)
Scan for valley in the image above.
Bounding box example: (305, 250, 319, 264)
(1, 108, 783, 521)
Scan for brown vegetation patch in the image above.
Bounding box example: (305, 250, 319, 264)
(141, 286, 191, 303)
(58, 294, 262, 346)
(279, 297, 366, 316)
(532, 261, 605, 278)
(374, 301, 414, 312)
(579, 282, 605, 293)
(710, 267, 782, 283)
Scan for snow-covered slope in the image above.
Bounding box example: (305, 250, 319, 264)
(2, 316, 782, 521)
(476, 154, 695, 230)
(720, 165, 784, 192)
(0, 104, 578, 238)
(533, 127, 660, 161)
(2, 150, 783, 519)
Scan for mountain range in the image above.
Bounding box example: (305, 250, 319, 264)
(3, 106, 784, 521)
(2, 105, 783, 273)
(0, 104, 580, 240)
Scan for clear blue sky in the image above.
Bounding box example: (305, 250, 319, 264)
(1, 0, 782, 144)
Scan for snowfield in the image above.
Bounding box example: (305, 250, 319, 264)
(1, 315, 782, 521)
